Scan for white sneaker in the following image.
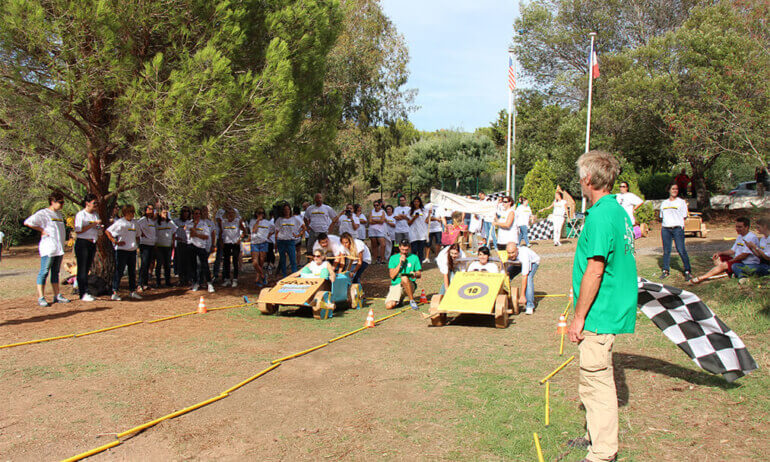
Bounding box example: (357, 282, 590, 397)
(130, 292, 143, 300)
(208, 283, 215, 293)
(422, 258, 430, 264)
(222, 279, 231, 287)
(111, 293, 122, 301)
(231, 280, 238, 288)
(525, 308, 534, 315)
(191, 284, 200, 292)
(81, 293, 96, 302)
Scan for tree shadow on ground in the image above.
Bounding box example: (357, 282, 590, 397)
(0, 306, 110, 327)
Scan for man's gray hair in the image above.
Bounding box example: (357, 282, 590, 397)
(577, 150, 621, 192)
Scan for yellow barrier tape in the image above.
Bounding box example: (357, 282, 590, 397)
(116, 394, 228, 439)
(222, 363, 281, 395)
(146, 311, 197, 324)
(60, 439, 121, 462)
(533, 432, 545, 462)
(374, 307, 410, 324)
(0, 334, 75, 350)
(271, 343, 329, 365)
(540, 355, 575, 384)
(328, 327, 368, 343)
(207, 302, 251, 312)
(74, 321, 143, 338)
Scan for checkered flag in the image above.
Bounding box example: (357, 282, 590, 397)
(637, 278, 758, 382)
(528, 219, 553, 242)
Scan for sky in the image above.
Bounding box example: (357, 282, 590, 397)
(381, 0, 520, 132)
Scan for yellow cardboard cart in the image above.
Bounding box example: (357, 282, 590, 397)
(428, 271, 519, 328)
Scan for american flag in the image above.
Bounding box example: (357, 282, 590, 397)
(508, 56, 516, 91)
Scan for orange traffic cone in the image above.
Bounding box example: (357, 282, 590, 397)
(556, 314, 567, 334)
(419, 289, 428, 304)
(365, 308, 376, 328)
(569, 287, 574, 304)
(197, 296, 208, 314)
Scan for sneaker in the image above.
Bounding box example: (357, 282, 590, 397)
(222, 279, 231, 287)
(566, 437, 590, 449)
(409, 300, 419, 311)
(738, 277, 748, 285)
(191, 283, 200, 292)
(38, 297, 50, 307)
(111, 293, 122, 301)
(231, 280, 238, 288)
(422, 258, 430, 264)
(208, 283, 215, 293)
(81, 293, 96, 302)
(54, 294, 71, 303)
(684, 271, 692, 282)
(130, 291, 143, 300)
(525, 307, 534, 315)
(660, 270, 670, 279)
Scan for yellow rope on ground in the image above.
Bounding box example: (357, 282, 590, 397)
(271, 343, 329, 365)
(60, 439, 121, 462)
(533, 432, 545, 462)
(0, 334, 75, 350)
(116, 394, 229, 439)
(328, 326, 368, 343)
(221, 363, 281, 395)
(544, 382, 550, 427)
(74, 321, 143, 337)
(540, 356, 575, 384)
(146, 312, 197, 324)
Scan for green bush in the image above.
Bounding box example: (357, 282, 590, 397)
(634, 202, 655, 224)
(520, 159, 557, 218)
(639, 172, 673, 199)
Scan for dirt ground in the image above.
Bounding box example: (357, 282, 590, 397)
(0, 222, 767, 461)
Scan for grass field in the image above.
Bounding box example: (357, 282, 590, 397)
(0, 229, 767, 460)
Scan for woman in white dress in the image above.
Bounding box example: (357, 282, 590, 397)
(368, 200, 387, 264)
(540, 191, 567, 246)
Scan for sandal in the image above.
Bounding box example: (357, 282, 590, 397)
(689, 276, 702, 285)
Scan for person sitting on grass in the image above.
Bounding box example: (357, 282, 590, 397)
(690, 217, 760, 284)
(504, 242, 541, 315)
(297, 250, 336, 282)
(735, 217, 770, 283)
(466, 246, 499, 273)
(385, 239, 422, 311)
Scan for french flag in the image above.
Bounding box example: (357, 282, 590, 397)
(589, 50, 600, 79)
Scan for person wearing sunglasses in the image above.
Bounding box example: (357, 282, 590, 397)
(24, 191, 70, 307)
(615, 182, 643, 225)
(298, 250, 337, 282)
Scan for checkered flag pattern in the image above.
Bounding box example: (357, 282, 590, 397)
(637, 278, 758, 382)
(528, 219, 553, 242)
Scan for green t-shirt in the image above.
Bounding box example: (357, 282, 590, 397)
(388, 253, 422, 286)
(572, 194, 638, 334)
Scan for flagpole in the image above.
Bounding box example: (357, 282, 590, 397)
(506, 51, 514, 196)
(582, 32, 597, 213)
(511, 51, 517, 198)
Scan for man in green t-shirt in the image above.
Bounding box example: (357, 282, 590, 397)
(385, 239, 422, 310)
(567, 150, 637, 462)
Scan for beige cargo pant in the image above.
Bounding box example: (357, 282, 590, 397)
(579, 331, 618, 462)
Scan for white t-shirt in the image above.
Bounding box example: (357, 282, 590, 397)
(408, 208, 429, 242)
(107, 218, 139, 251)
(496, 208, 517, 245)
(173, 218, 189, 244)
(467, 261, 499, 273)
(137, 216, 157, 246)
(357, 213, 367, 240)
(338, 213, 359, 237)
(513, 247, 541, 276)
(469, 214, 483, 234)
(275, 217, 301, 241)
(393, 206, 411, 234)
(74, 209, 100, 243)
(186, 220, 212, 250)
(220, 218, 242, 244)
(757, 236, 769, 261)
(616, 193, 644, 225)
(24, 208, 66, 257)
(426, 204, 444, 233)
(369, 209, 386, 237)
(343, 239, 372, 264)
(384, 213, 396, 241)
(300, 260, 329, 279)
(514, 204, 532, 228)
(305, 204, 336, 233)
(313, 234, 345, 256)
(660, 198, 688, 228)
(553, 200, 567, 218)
(732, 231, 761, 265)
(0, 231, 4, 244)
(436, 246, 467, 275)
(155, 220, 178, 247)
(249, 218, 274, 244)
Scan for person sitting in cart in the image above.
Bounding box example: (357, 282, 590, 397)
(504, 242, 541, 315)
(466, 246, 499, 273)
(385, 239, 422, 311)
(298, 249, 337, 282)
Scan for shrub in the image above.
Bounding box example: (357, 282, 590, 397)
(634, 202, 655, 224)
(521, 159, 557, 218)
(639, 172, 673, 199)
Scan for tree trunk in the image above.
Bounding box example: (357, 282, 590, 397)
(689, 159, 711, 211)
(88, 146, 116, 281)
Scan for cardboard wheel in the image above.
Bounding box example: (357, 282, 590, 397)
(429, 295, 446, 327)
(348, 283, 363, 310)
(509, 287, 520, 315)
(494, 294, 509, 328)
(313, 291, 330, 319)
(257, 288, 278, 315)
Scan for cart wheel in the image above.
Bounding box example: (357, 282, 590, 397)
(313, 291, 331, 320)
(348, 283, 363, 310)
(257, 288, 278, 315)
(509, 287, 520, 315)
(429, 295, 446, 327)
(495, 294, 509, 328)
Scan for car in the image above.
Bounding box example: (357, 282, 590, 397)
(728, 181, 759, 197)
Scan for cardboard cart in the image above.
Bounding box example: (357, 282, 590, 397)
(256, 272, 363, 320)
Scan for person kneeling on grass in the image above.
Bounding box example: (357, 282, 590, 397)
(505, 242, 540, 315)
(466, 246, 499, 273)
(385, 239, 422, 311)
(297, 250, 336, 282)
(690, 217, 760, 285)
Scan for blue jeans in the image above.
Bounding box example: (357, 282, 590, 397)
(277, 239, 297, 277)
(37, 255, 63, 285)
(192, 245, 211, 285)
(482, 221, 497, 247)
(138, 244, 155, 287)
(661, 226, 691, 272)
(410, 240, 426, 259)
(732, 263, 770, 278)
(524, 263, 539, 310)
(518, 225, 530, 246)
(113, 249, 137, 292)
(350, 261, 369, 284)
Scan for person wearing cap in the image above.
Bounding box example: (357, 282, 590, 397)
(385, 239, 422, 310)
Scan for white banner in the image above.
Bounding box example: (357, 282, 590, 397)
(429, 189, 497, 221)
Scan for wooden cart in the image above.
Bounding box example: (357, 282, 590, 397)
(684, 212, 708, 238)
(256, 272, 363, 320)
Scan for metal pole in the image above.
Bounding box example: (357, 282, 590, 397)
(582, 32, 597, 213)
(506, 50, 514, 196)
(512, 86, 517, 198)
